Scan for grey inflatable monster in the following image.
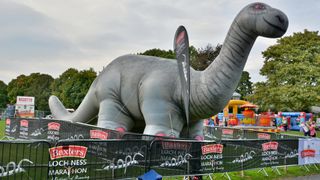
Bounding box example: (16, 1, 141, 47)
(49, 2, 288, 139)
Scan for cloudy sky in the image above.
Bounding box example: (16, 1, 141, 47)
(0, 0, 319, 84)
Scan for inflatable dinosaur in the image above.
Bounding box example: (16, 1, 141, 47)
(49, 2, 288, 139)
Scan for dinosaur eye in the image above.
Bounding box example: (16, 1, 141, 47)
(253, 3, 265, 10)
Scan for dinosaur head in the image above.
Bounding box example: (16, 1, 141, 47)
(237, 2, 288, 38)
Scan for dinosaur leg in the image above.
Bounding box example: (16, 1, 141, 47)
(97, 99, 134, 132)
(181, 120, 204, 140)
(141, 100, 184, 138)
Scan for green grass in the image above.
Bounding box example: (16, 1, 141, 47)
(281, 130, 320, 138)
(0, 120, 5, 139)
(164, 165, 320, 179)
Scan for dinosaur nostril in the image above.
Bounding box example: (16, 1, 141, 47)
(276, 15, 285, 24)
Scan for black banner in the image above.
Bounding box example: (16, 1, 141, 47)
(48, 140, 149, 179)
(174, 25, 191, 134)
(6, 118, 121, 141)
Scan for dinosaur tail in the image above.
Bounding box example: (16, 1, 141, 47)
(49, 96, 73, 121)
(48, 88, 99, 123)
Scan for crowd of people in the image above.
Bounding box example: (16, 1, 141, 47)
(203, 114, 318, 138)
(300, 118, 317, 137)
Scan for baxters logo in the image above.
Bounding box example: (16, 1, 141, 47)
(49, 145, 87, 160)
(222, 129, 234, 135)
(301, 149, 316, 158)
(20, 120, 28, 127)
(6, 119, 10, 125)
(162, 141, 191, 150)
(48, 122, 61, 131)
(262, 142, 278, 151)
(90, 130, 108, 140)
(257, 133, 271, 140)
(201, 144, 223, 155)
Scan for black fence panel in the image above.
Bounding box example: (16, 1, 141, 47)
(48, 139, 149, 179)
(0, 140, 51, 179)
(149, 139, 203, 176)
(5, 118, 122, 141)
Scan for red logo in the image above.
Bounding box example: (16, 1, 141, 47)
(222, 129, 234, 135)
(257, 133, 271, 140)
(49, 145, 87, 160)
(20, 120, 28, 127)
(301, 149, 316, 158)
(90, 130, 108, 140)
(262, 142, 278, 151)
(162, 141, 191, 150)
(6, 119, 10, 125)
(48, 122, 61, 131)
(176, 31, 185, 44)
(201, 144, 223, 155)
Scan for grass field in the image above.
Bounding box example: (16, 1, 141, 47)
(1, 121, 320, 179)
(0, 119, 5, 138)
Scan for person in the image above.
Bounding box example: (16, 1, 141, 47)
(214, 115, 219, 126)
(282, 117, 288, 131)
(309, 120, 317, 137)
(300, 122, 310, 136)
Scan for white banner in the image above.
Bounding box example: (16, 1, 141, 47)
(15, 96, 35, 118)
(298, 138, 320, 165)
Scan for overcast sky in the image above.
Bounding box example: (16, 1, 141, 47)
(0, 0, 319, 84)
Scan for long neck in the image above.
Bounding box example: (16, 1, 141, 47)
(190, 19, 257, 119)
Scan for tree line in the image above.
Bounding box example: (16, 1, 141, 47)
(0, 30, 319, 114)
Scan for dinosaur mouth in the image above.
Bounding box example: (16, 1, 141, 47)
(263, 17, 286, 33)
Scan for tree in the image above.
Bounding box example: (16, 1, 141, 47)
(191, 44, 222, 71)
(7, 73, 54, 111)
(0, 80, 8, 108)
(139, 48, 175, 59)
(250, 30, 320, 112)
(236, 71, 253, 99)
(51, 68, 97, 109)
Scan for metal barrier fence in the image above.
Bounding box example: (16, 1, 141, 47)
(204, 126, 301, 141)
(0, 118, 318, 179)
(0, 138, 306, 179)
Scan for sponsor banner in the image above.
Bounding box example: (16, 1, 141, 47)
(15, 96, 35, 118)
(200, 143, 224, 173)
(222, 129, 235, 139)
(174, 25, 191, 134)
(48, 143, 90, 179)
(5, 118, 11, 136)
(6, 118, 121, 141)
(257, 133, 271, 140)
(149, 140, 195, 176)
(49, 145, 88, 160)
(298, 138, 320, 165)
(90, 129, 108, 140)
(49, 140, 148, 179)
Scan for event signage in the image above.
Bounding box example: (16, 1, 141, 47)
(19, 119, 29, 139)
(174, 25, 191, 135)
(257, 133, 271, 140)
(90, 129, 108, 140)
(222, 129, 234, 139)
(5, 119, 11, 136)
(48, 145, 89, 179)
(298, 138, 320, 165)
(15, 96, 35, 118)
(47, 122, 61, 141)
(200, 143, 224, 173)
(260, 141, 279, 166)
